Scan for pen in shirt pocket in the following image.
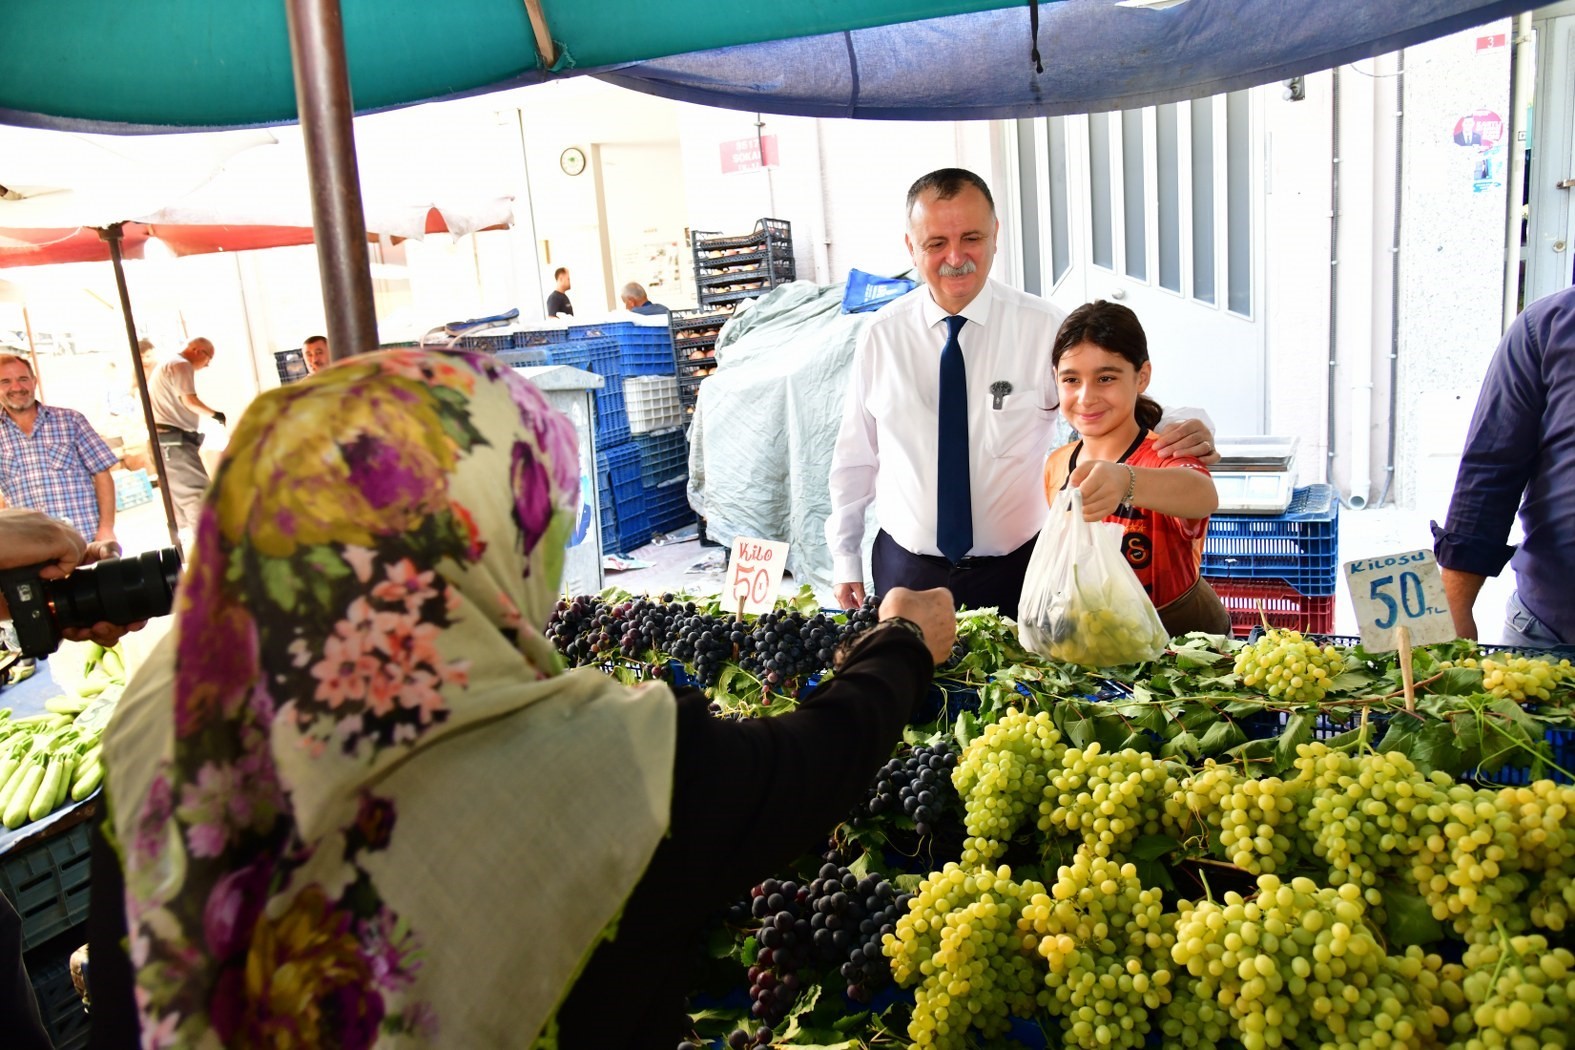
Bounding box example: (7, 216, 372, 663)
(989, 381, 1012, 409)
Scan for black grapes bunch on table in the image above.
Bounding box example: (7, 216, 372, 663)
(849, 743, 961, 839)
(742, 863, 911, 1030)
(546, 592, 889, 695)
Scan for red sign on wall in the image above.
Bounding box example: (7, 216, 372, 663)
(720, 134, 780, 174)
(1476, 33, 1507, 52)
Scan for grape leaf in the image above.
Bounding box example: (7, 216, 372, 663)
(1197, 717, 1248, 755)
(1161, 732, 1202, 760)
(1381, 885, 1446, 947)
(1274, 711, 1315, 772)
(954, 710, 982, 750)
(1131, 834, 1180, 861)
(1428, 668, 1487, 696)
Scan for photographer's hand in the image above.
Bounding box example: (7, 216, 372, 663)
(0, 509, 146, 647)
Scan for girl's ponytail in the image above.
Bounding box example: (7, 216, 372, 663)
(1136, 395, 1164, 431)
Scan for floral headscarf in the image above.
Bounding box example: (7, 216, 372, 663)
(103, 350, 676, 1048)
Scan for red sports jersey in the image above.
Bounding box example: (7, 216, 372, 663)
(1042, 431, 1211, 608)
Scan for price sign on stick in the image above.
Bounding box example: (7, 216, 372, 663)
(1343, 549, 1455, 651)
(729, 536, 789, 617)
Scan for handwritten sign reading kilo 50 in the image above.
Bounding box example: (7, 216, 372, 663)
(1343, 549, 1455, 650)
(730, 537, 789, 616)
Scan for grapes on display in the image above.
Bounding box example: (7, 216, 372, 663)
(850, 742, 961, 839)
(1233, 628, 1344, 704)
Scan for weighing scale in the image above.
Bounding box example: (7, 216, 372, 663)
(1208, 436, 1299, 514)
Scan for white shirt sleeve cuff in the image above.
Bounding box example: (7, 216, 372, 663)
(832, 553, 866, 586)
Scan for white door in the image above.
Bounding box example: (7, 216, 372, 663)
(1017, 94, 1267, 435)
(1526, 7, 1575, 306)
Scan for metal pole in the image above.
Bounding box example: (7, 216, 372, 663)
(98, 225, 181, 548)
(283, 0, 377, 362)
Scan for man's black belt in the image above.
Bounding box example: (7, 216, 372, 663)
(910, 549, 1006, 571)
(155, 425, 198, 438)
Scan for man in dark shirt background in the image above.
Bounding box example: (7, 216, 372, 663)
(547, 267, 574, 318)
(1435, 284, 1575, 646)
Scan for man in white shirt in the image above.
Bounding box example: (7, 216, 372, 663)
(825, 168, 1216, 617)
(149, 337, 226, 540)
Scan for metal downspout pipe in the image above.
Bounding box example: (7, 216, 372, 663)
(1325, 68, 1342, 488)
(1378, 52, 1406, 509)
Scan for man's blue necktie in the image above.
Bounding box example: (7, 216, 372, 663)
(936, 314, 973, 564)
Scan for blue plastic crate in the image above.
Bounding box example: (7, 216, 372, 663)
(646, 479, 695, 534)
(514, 327, 569, 347)
(566, 321, 630, 342)
(618, 326, 676, 376)
(633, 428, 688, 489)
(29, 940, 90, 1050)
(545, 344, 591, 371)
(1202, 484, 1340, 597)
(0, 821, 92, 952)
(597, 443, 644, 508)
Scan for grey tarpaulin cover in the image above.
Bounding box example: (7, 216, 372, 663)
(688, 281, 881, 595)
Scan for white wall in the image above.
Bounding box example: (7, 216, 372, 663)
(1394, 23, 1513, 518)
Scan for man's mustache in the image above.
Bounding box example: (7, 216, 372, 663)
(938, 260, 977, 278)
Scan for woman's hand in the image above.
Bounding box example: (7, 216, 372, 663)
(878, 587, 957, 665)
(1152, 418, 1218, 463)
(1069, 460, 1131, 520)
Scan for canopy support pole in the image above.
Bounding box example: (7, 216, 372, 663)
(284, 0, 377, 362)
(98, 225, 181, 549)
(523, 0, 560, 67)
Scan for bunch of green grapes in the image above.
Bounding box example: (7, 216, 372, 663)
(1233, 628, 1344, 703)
(1019, 849, 1172, 1048)
(952, 708, 1064, 865)
(1401, 781, 1532, 943)
(1037, 744, 1180, 862)
(1041, 602, 1169, 669)
(1291, 747, 1432, 905)
(1154, 970, 1233, 1050)
(1172, 874, 1410, 1050)
(883, 864, 1048, 1050)
(1175, 763, 1298, 874)
(1498, 781, 1575, 933)
(1439, 653, 1575, 703)
(1448, 933, 1575, 1049)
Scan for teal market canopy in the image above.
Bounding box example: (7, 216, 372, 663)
(0, 0, 1543, 132)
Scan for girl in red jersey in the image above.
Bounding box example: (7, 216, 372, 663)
(1042, 300, 1232, 637)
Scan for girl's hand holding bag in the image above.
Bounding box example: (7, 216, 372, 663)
(1017, 486, 1170, 667)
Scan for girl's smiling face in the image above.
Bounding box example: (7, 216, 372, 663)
(1056, 340, 1151, 441)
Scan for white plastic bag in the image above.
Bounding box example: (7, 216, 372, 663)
(1017, 486, 1170, 667)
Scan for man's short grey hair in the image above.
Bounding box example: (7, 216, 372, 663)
(620, 282, 648, 303)
(0, 352, 32, 375)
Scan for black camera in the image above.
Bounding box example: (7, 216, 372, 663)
(0, 547, 182, 658)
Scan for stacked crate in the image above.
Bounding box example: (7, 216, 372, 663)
(3, 817, 94, 1050)
(674, 218, 795, 424)
(1202, 484, 1340, 637)
(633, 427, 696, 536)
(670, 308, 728, 423)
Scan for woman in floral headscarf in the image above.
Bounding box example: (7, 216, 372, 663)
(89, 349, 949, 1049)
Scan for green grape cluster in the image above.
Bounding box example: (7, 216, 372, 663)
(952, 708, 1064, 865)
(1233, 628, 1343, 703)
(1291, 747, 1429, 904)
(1175, 763, 1297, 874)
(1037, 744, 1180, 862)
(1154, 967, 1233, 1050)
(1038, 604, 1169, 669)
(882, 864, 1048, 1050)
(1172, 874, 1440, 1050)
(1402, 781, 1532, 943)
(1440, 653, 1575, 703)
(1019, 849, 1173, 1048)
(1447, 934, 1575, 1049)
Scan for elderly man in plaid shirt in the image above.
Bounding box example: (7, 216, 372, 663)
(0, 353, 120, 548)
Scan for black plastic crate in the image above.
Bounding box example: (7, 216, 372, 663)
(633, 428, 688, 489)
(26, 927, 89, 1050)
(0, 819, 93, 953)
(692, 217, 793, 253)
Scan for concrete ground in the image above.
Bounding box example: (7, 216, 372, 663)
(117, 494, 1522, 645)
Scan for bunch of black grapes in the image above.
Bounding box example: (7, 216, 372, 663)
(735, 864, 911, 1030)
(849, 742, 961, 839)
(546, 593, 889, 693)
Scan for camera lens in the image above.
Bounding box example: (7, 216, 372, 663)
(47, 548, 182, 630)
